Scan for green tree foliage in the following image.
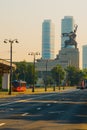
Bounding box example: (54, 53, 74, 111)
(51, 65, 65, 85)
(82, 68, 87, 80)
(65, 66, 84, 86)
(12, 61, 38, 85)
(45, 75, 55, 86)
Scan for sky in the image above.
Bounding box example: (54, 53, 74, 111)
(0, 0, 87, 63)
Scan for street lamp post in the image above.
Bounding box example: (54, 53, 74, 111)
(28, 52, 40, 92)
(4, 39, 18, 95)
(45, 59, 48, 91)
(59, 73, 60, 90)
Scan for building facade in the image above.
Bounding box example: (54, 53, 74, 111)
(82, 45, 87, 69)
(36, 17, 79, 84)
(42, 20, 55, 59)
(61, 16, 75, 48)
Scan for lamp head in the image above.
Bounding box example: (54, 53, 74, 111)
(15, 39, 19, 43)
(4, 39, 8, 43)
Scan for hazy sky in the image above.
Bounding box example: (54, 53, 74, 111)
(0, 0, 87, 62)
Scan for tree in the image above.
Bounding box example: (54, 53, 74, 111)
(12, 61, 38, 85)
(82, 68, 87, 80)
(51, 65, 65, 86)
(12, 61, 27, 81)
(26, 63, 38, 85)
(45, 75, 55, 86)
(65, 66, 84, 86)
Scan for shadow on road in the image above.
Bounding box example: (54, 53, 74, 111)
(1, 90, 87, 130)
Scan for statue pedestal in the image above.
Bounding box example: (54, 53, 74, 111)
(58, 48, 79, 68)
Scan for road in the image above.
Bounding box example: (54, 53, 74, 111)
(0, 89, 87, 130)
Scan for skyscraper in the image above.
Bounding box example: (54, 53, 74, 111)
(82, 45, 87, 69)
(61, 16, 75, 48)
(42, 20, 55, 59)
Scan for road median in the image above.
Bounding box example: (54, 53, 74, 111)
(0, 86, 76, 98)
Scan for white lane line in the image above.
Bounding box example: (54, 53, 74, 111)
(37, 107, 41, 110)
(0, 101, 18, 107)
(47, 104, 51, 106)
(0, 90, 76, 107)
(9, 108, 14, 111)
(49, 111, 65, 114)
(21, 113, 28, 116)
(0, 123, 5, 126)
(0, 94, 56, 107)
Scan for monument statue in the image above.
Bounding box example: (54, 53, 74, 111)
(62, 24, 78, 48)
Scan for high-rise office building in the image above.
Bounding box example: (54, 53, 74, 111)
(42, 20, 55, 59)
(61, 16, 75, 48)
(82, 45, 87, 69)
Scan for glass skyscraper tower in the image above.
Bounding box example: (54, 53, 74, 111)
(82, 45, 87, 69)
(61, 16, 74, 48)
(42, 20, 55, 59)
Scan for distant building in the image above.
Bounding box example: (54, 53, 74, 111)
(61, 16, 75, 48)
(42, 20, 55, 59)
(36, 48, 79, 71)
(36, 17, 79, 81)
(82, 45, 87, 69)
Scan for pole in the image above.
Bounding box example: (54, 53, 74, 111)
(53, 84, 56, 91)
(59, 73, 60, 90)
(32, 54, 35, 92)
(28, 52, 40, 92)
(9, 42, 12, 95)
(45, 60, 48, 91)
(4, 39, 18, 95)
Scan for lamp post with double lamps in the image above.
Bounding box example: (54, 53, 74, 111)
(4, 39, 19, 95)
(28, 52, 40, 92)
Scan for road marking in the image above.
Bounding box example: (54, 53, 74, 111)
(0, 94, 56, 107)
(47, 104, 51, 106)
(37, 107, 41, 110)
(0, 101, 18, 107)
(9, 108, 14, 111)
(0, 90, 78, 107)
(21, 113, 28, 116)
(0, 123, 5, 126)
(49, 111, 64, 114)
(54, 101, 57, 103)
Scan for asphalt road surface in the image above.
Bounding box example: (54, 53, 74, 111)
(0, 89, 87, 130)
